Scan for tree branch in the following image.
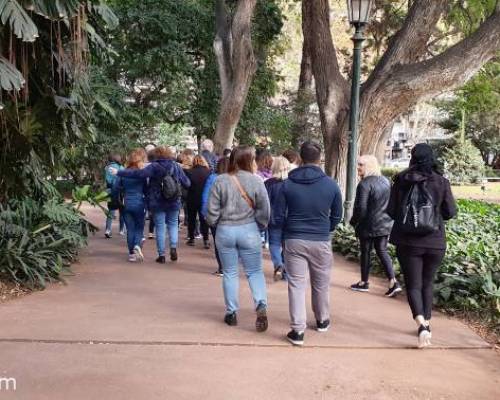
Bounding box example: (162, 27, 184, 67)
(366, 0, 447, 88)
(391, 7, 500, 100)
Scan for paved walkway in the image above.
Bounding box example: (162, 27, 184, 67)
(0, 206, 498, 399)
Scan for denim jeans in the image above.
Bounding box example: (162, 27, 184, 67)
(216, 222, 267, 314)
(153, 209, 180, 256)
(105, 209, 125, 233)
(268, 228, 284, 269)
(122, 206, 146, 254)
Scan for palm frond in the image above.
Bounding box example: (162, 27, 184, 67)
(0, 56, 25, 91)
(0, 0, 38, 41)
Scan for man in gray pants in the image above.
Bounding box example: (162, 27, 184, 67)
(276, 141, 343, 346)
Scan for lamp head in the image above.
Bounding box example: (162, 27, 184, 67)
(347, 0, 373, 26)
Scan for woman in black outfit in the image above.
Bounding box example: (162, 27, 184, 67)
(185, 155, 211, 248)
(387, 143, 457, 348)
(350, 155, 401, 297)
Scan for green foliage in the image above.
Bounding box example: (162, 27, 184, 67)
(440, 138, 485, 184)
(0, 197, 95, 289)
(381, 167, 402, 180)
(332, 200, 500, 325)
(437, 61, 500, 168)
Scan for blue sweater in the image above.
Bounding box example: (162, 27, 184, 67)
(276, 165, 343, 241)
(201, 173, 217, 217)
(117, 159, 190, 212)
(265, 177, 286, 230)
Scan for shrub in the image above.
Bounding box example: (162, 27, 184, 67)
(0, 195, 98, 289)
(381, 168, 402, 181)
(332, 199, 500, 325)
(439, 138, 485, 184)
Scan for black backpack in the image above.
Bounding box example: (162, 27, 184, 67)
(159, 164, 182, 201)
(400, 181, 440, 235)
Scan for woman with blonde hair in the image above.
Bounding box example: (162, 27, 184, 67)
(185, 155, 211, 248)
(111, 149, 148, 262)
(265, 156, 291, 280)
(350, 155, 401, 297)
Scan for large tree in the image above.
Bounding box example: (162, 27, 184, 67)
(212, 0, 258, 153)
(303, 0, 500, 182)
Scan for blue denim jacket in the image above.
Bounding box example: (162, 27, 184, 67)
(111, 176, 147, 210)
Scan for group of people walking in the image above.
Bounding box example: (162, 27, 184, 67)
(103, 139, 456, 348)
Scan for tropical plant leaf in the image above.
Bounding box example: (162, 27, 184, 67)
(0, 0, 38, 41)
(0, 56, 25, 91)
(93, 2, 118, 29)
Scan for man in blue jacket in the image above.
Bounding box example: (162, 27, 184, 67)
(276, 141, 343, 346)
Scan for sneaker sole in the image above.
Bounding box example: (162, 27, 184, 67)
(273, 272, 283, 282)
(134, 247, 144, 261)
(317, 326, 330, 333)
(385, 287, 403, 297)
(418, 331, 432, 348)
(286, 336, 304, 346)
(350, 287, 369, 292)
(256, 309, 268, 332)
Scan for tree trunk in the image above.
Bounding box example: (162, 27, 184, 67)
(291, 1, 314, 148)
(212, 0, 258, 154)
(303, 0, 500, 192)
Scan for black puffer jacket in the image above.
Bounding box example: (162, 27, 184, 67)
(387, 169, 457, 249)
(350, 175, 393, 238)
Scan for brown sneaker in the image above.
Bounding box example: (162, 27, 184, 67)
(255, 303, 268, 332)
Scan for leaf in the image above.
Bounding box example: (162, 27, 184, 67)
(0, 57, 25, 91)
(93, 2, 118, 29)
(0, 0, 39, 41)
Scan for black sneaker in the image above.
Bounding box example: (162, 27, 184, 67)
(186, 238, 195, 246)
(104, 231, 112, 239)
(155, 256, 166, 264)
(203, 240, 211, 249)
(212, 270, 223, 277)
(224, 312, 237, 326)
(273, 266, 284, 282)
(255, 303, 268, 332)
(350, 281, 369, 292)
(316, 319, 331, 332)
(286, 330, 304, 346)
(385, 282, 402, 297)
(170, 248, 178, 261)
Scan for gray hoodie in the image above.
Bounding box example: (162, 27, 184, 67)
(206, 171, 270, 229)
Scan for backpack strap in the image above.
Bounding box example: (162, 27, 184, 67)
(230, 174, 255, 210)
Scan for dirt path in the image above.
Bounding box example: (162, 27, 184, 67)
(0, 206, 498, 399)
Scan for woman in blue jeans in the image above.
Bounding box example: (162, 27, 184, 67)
(206, 146, 271, 332)
(112, 146, 190, 263)
(112, 149, 148, 262)
(265, 156, 291, 281)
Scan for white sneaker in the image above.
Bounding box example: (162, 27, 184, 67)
(104, 230, 112, 238)
(119, 230, 126, 236)
(128, 254, 137, 262)
(148, 233, 155, 239)
(134, 245, 144, 262)
(418, 326, 432, 348)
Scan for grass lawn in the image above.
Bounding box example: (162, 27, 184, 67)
(451, 182, 500, 203)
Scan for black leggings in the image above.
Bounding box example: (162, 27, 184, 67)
(396, 245, 445, 321)
(359, 236, 395, 282)
(187, 203, 209, 241)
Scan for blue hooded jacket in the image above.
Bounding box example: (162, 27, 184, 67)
(201, 172, 217, 218)
(265, 177, 286, 229)
(117, 159, 190, 212)
(276, 165, 343, 241)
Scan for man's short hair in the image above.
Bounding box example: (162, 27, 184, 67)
(300, 141, 322, 164)
(201, 139, 214, 152)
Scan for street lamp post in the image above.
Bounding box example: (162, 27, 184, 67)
(344, 0, 373, 223)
